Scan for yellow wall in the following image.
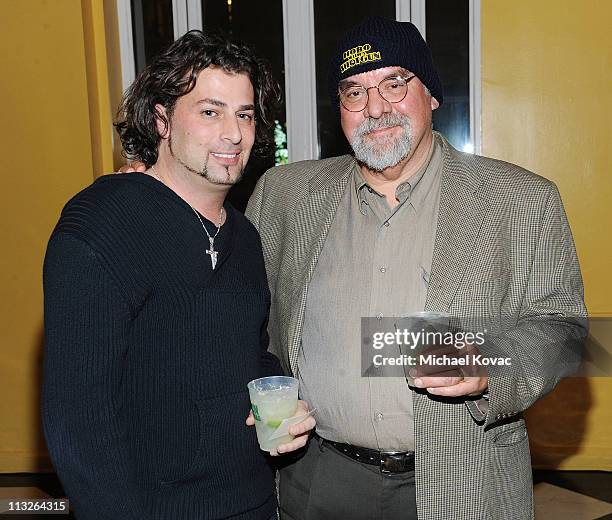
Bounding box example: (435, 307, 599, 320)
(82, 0, 115, 176)
(482, 0, 612, 469)
(0, 0, 114, 471)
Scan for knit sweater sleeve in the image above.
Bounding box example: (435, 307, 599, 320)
(42, 233, 143, 519)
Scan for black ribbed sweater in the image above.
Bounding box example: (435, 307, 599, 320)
(42, 174, 280, 519)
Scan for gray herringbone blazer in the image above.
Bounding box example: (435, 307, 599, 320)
(246, 133, 587, 520)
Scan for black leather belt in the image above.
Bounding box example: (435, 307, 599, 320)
(317, 435, 415, 474)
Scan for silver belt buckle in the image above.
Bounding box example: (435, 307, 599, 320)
(380, 451, 412, 474)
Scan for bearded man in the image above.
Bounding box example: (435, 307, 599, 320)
(245, 16, 586, 520)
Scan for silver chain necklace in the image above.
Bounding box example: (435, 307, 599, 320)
(189, 205, 224, 270)
(147, 165, 224, 270)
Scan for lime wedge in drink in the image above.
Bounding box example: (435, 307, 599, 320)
(266, 419, 283, 429)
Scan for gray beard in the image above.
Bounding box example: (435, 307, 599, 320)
(350, 113, 413, 172)
(168, 137, 243, 186)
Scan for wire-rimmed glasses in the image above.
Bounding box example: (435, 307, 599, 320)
(339, 74, 416, 112)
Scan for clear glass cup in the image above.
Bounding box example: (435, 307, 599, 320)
(247, 376, 299, 451)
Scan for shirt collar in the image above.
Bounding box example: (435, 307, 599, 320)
(353, 136, 441, 210)
(353, 164, 380, 196)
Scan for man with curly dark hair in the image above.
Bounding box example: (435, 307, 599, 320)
(42, 30, 314, 520)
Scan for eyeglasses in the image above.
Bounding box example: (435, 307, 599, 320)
(339, 74, 416, 112)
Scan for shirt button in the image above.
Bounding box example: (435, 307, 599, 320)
(376, 412, 384, 422)
(384, 221, 390, 227)
(379, 266, 386, 273)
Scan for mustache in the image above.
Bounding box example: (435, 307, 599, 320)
(353, 113, 412, 137)
(350, 112, 414, 172)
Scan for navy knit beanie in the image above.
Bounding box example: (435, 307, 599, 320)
(329, 16, 443, 107)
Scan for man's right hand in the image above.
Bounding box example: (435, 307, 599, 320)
(409, 342, 488, 398)
(117, 161, 147, 173)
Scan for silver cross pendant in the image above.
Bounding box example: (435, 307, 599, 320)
(206, 237, 218, 270)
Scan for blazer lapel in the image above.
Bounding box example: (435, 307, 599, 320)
(285, 156, 354, 374)
(425, 137, 489, 312)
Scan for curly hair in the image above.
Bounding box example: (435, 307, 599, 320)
(114, 30, 281, 167)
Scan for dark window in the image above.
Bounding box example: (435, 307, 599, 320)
(427, 0, 471, 151)
(131, 0, 174, 74)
